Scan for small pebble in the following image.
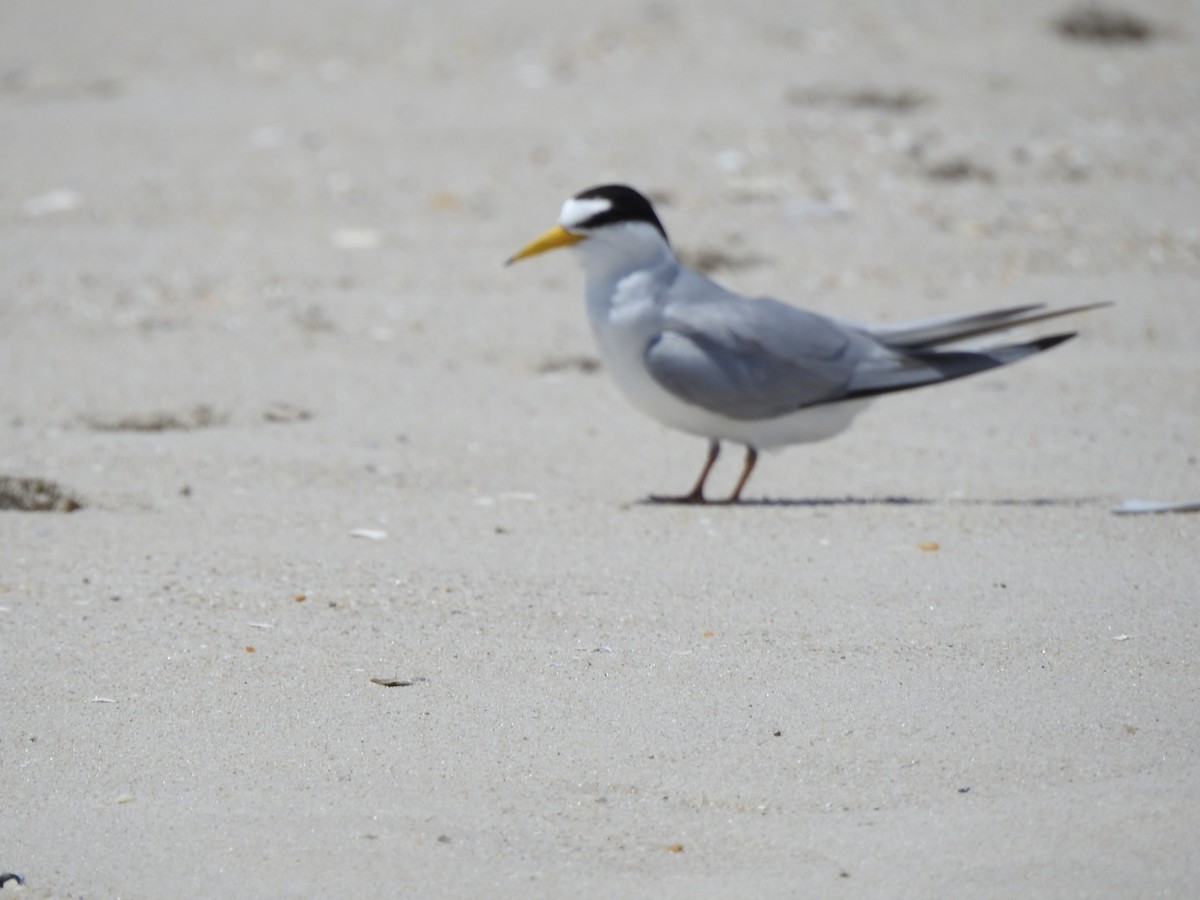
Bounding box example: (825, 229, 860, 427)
(329, 229, 381, 250)
(23, 188, 83, 217)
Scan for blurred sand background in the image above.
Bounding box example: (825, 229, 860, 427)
(2, 1, 1198, 896)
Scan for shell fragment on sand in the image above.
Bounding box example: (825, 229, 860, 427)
(1112, 499, 1200, 515)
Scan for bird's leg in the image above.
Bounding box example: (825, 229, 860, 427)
(725, 446, 758, 503)
(650, 440, 720, 504)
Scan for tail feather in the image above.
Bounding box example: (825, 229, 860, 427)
(869, 302, 1109, 350)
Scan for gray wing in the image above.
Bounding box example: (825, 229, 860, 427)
(644, 289, 881, 420)
(644, 275, 1096, 419)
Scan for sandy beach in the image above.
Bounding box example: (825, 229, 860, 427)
(3, 1, 1199, 896)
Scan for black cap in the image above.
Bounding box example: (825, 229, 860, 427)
(571, 185, 669, 244)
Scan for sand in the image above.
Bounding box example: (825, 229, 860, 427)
(2, 1, 1199, 896)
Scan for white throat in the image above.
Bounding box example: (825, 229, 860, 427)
(570, 221, 676, 285)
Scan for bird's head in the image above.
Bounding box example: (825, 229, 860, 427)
(507, 185, 672, 276)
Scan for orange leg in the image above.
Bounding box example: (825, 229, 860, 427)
(650, 440, 720, 504)
(726, 446, 758, 503)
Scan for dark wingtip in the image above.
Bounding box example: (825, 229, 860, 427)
(1031, 332, 1078, 352)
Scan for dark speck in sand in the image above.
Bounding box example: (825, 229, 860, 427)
(1055, 7, 1156, 43)
(0, 475, 84, 512)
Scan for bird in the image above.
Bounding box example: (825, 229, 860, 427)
(507, 184, 1106, 504)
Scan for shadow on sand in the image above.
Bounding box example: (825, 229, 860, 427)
(638, 495, 1102, 509)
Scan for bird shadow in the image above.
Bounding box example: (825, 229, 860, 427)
(636, 495, 1102, 509)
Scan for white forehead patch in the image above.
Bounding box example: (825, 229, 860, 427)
(559, 196, 612, 230)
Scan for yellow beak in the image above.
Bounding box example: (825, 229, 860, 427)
(506, 224, 585, 265)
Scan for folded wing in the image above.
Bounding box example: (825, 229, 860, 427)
(644, 292, 1101, 421)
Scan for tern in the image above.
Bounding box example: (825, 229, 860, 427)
(508, 184, 1105, 503)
